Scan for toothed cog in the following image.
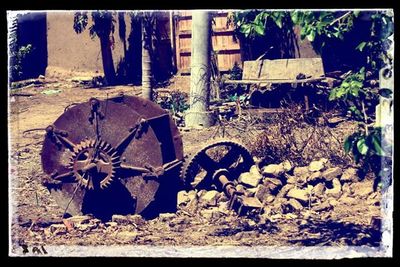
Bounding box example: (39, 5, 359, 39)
(68, 138, 120, 190)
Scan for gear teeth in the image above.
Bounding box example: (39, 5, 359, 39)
(180, 138, 254, 190)
(68, 138, 118, 190)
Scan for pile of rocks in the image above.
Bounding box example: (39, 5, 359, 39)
(177, 158, 379, 221)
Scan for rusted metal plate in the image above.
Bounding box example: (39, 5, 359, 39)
(41, 95, 184, 220)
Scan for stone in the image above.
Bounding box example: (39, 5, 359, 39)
(326, 178, 342, 199)
(236, 184, 246, 194)
(287, 198, 304, 211)
(217, 201, 230, 214)
(239, 172, 262, 188)
(254, 184, 270, 203)
(265, 195, 275, 203)
(342, 183, 351, 195)
(293, 166, 310, 177)
(271, 197, 287, 213)
(76, 223, 96, 231)
(312, 201, 332, 212)
(312, 183, 325, 198)
(49, 224, 67, 235)
(197, 189, 207, 198)
(177, 191, 190, 206)
(218, 192, 229, 202)
(249, 165, 263, 178)
(263, 177, 283, 192)
(287, 188, 309, 202)
(328, 198, 339, 206)
(286, 175, 297, 184)
(322, 167, 343, 181)
(308, 171, 322, 183)
(200, 209, 222, 221)
(116, 231, 138, 242)
(309, 160, 325, 172)
(261, 164, 285, 177)
(64, 215, 92, 225)
(270, 214, 283, 222)
(352, 180, 374, 198)
(200, 190, 220, 206)
(112, 215, 131, 225)
(105, 222, 118, 227)
(340, 168, 359, 183)
(129, 215, 145, 226)
(299, 219, 308, 226)
(285, 213, 298, 219)
(339, 195, 357, 205)
(245, 187, 257, 197)
(185, 197, 199, 213)
(159, 213, 176, 222)
(281, 160, 293, 172)
(276, 184, 295, 198)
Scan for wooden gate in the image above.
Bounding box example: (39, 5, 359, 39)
(174, 11, 242, 74)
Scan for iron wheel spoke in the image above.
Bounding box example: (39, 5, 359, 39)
(52, 171, 76, 183)
(196, 152, 218, 171)
(219, 147, 241, 168)
(119, 163, 151, 178)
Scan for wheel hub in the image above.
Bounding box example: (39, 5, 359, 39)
(69, 139, 119, 190)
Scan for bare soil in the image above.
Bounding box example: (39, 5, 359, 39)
(8, 79, 383, 255)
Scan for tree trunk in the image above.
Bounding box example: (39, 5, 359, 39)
(141, 18, 153, 100)
(185, 11, 214, 128)
(99, 34, 116, 85)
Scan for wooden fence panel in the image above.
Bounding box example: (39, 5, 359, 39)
(175, 11, 241, 74)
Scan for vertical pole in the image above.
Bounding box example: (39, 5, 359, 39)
(185, 10, 215, 128)
(142, 16, 152, 100)
(169, 11, 177, 73)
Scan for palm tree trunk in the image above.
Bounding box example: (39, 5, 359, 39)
(141, 18, 152, 100)
(99, 34, 116, 85)
(185, 11, 214, 128)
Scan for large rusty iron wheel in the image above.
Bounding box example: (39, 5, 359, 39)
(41, 94, 183, 220)
(181, 139, 254, 191)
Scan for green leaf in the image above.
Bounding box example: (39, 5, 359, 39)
(307, 29, 316, 42)
(372, 135, 384, 156)
(332, 31, 341, 38)
(356, 42, 367, 51)
(335, 87, 347, 98)
(344, 136, 353, 153)
(357, 139, 369, 155)
(291, 12, 299, 24)
(254, 24, 265, 36)
(353, 10, 360, 17)
(240, 24, 251, 36)
(329, 88, 337, 101)
(275, 16, 283, 28)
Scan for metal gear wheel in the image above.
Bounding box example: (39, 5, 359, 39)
(68, 138, 120, 190)
(180, 138, 255, 190)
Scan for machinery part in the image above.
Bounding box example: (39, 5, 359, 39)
(41, 94, 183, 220)
(69, 138, 118, 190)
(181, 139, 262, 215)
(181, 139, 254, 190)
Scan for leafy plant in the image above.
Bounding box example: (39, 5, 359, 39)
(292, 11, 358, 42)
(11, 44, 33, 81)
(157, 91, 189, 115)
(344, 126, 392, 189)
(227, 10, 291, 39)
(73, 11, 117, 85)
(228, 62, 243, 80)
(354, 11, 394, 72)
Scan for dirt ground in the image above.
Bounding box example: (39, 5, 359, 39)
(8, 78, 384, 256)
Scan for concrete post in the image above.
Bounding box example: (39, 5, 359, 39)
(185, 10, 215, 128)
